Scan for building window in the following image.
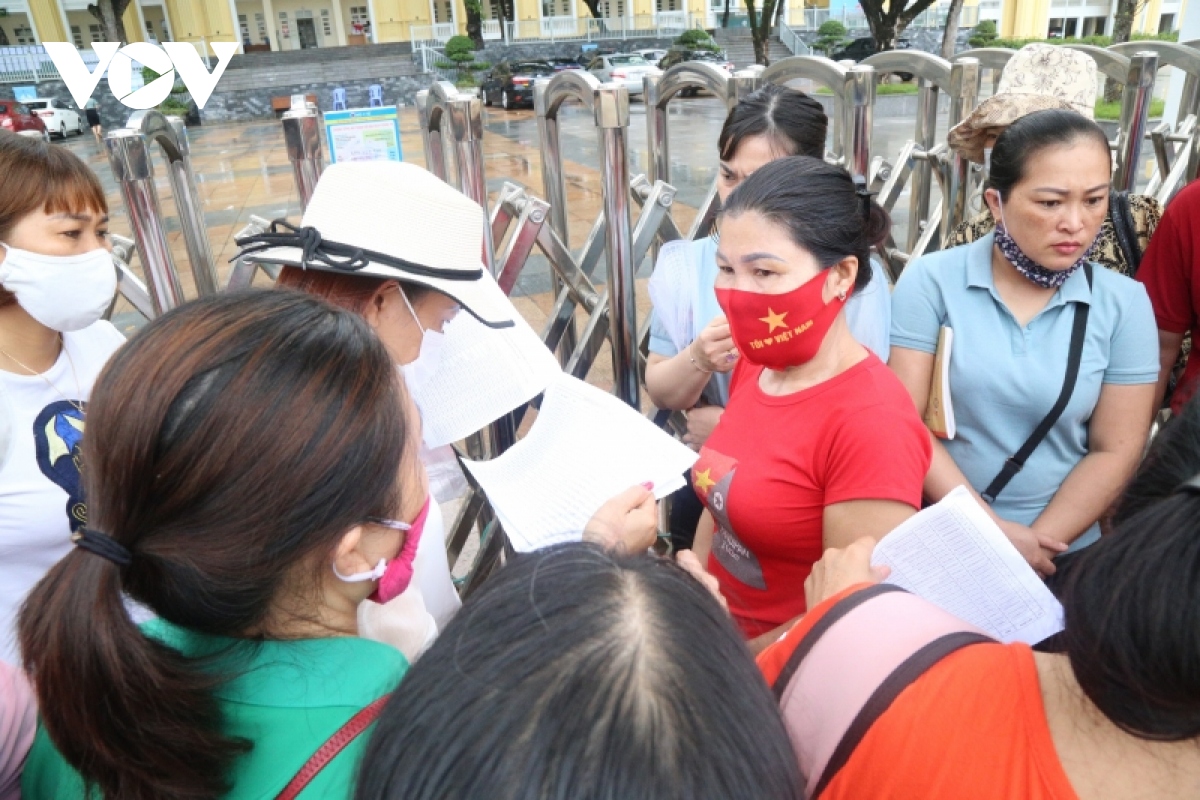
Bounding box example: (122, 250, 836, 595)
(144, 20, 155, 39)
(14, 25, 34, 44)
(255, 12, 267, 40)
(72, 25, 83, 48)
(1159, 13, 1175, 33)
(321, 9, 332, 35)
(88, 24, 103, 43)
(1081, 16, 1106, 37)
(239, 14, 250, 41)
(656, 0, 681, 11)
(542, 0, 571, 16)
(350, 5, 369, 24)
(597, 0, 625, 17)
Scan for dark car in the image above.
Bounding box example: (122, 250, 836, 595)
(829, 37, 914, 80)
(546, 56, 585, 72)
(0, 101, 49, 140)
(656, 49, 735, 96)
(481, 61, 556, 110)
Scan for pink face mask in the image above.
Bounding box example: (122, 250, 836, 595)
(334, 496, 431, 604)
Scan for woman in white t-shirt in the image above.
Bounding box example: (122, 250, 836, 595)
(0, 130, 123, 665)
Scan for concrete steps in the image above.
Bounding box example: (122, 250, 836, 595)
(713, 27, 786, 68)
(224, 42, 414, 71)
(217, 54, 421, 91)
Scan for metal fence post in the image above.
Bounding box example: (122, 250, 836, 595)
(843, 65, 875, 180)
(281, 100, 324, 209)
(163, 115, 219, 297)
(446, 93, 497, 275)
(534, 78, 578, 367)
(105, 129, 186, 315)
(945, 58, 979, 239)
(594, 82, 639, 409)
(1113, 51, 1159, 193)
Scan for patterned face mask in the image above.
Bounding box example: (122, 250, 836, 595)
(994, 197, 1097, 290)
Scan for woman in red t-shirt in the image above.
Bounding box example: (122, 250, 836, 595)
(688, 156, 932, 651)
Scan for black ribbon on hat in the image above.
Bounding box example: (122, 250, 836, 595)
(232, 219, 484, 281)
(73, 528, 133, 568)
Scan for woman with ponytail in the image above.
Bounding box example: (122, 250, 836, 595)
(18, 289, 424, 799)
(683, 156, 931, 653)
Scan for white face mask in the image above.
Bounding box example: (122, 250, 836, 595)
(397, 286, 447, 393)
(0, 244, 117, 332)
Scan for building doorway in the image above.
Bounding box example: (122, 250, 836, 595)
(296, 17, 318, 48)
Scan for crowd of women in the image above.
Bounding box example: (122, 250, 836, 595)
(1, 39, 1199, 799)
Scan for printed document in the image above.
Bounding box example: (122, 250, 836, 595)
(871, 486, 1064, 644)
(408, 306, 562, 448)
(463, 374, 699, 552)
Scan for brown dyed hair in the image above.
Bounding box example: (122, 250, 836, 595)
(18, 289, 409, 800)
(275, 265, 431, 315)
(0, 130, 108, 307)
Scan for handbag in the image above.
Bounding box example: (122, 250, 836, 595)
(1109, 191, 1143, 276)
(274, 694, 391, 800)
(981, 264, 1093, 504)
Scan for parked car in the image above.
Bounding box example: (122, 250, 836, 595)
(26, 97, 85, 138)
(829, 37, 914, 80)
(481, 60, 556, 110)
(655, 49, 736, 96)
(635, 48, 668, 64)
(546, 56, 586, 72)
(586, 53, 662, 96)
(0, 101, 49, 140)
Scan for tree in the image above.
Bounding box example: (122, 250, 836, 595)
(438, 35, 489, 87)
(859, 0, 940, 52)
(464, 0, 484, 48)
(967, 19, 997, 48)
(87, 0, 131, 44)
(744, 0, 780, 65)
(722, 0, 732, 27)
(939, 0, 965, 58)
(814, 20, 849, 55)
(677, 28, 720, 51)
(1105, 0, 1151, 101)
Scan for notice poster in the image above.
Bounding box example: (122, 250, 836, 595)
(324, 106, 403, 164)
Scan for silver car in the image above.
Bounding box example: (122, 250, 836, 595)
(586, 53, 662, 96)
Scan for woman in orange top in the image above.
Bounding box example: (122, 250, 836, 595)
(759, 396, 1200, 799)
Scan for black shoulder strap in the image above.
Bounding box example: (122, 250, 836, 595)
(809, 631, 993, 798)
(770, 584, 905, 701)
(1109, 191, 1143, 277)
(982, 264, 1093, 504)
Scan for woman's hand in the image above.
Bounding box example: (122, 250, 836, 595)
(583, 483, 658, 554)
(804, 537, 891, 609)
(683, 405, 724, 451)
(676, 549, 727, 611)
(690, 316, 739, 374)
(995, 518, 1066, 577)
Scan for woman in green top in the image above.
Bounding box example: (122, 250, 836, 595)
(17, 290, 425, 800)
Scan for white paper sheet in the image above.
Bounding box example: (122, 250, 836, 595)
(408, 301, 562, 448)
(463, 374, 699, 552)
(870, 486, 1065, 645)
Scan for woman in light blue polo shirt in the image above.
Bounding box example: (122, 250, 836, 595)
(890, 110, 1158, 577)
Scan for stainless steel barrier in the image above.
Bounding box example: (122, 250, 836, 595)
(281, 95, 324, 209)
(535, 70, 643, 409)
(102, 233, 156, 322)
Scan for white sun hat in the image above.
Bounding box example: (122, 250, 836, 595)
(234, 161, 514, 328)
(947, 43, 1098, 164)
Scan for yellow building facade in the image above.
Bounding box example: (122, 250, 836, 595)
(0, 0, 1184, 50)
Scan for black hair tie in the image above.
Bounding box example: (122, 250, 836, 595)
(73, 528, 133, 568)
(852, 175, 878, 222)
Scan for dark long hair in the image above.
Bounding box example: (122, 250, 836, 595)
(720, 155, 890, 292)
(355, 544, 802, 800)
(718, 83, 828, 162)
(1059, 396, 1200, 740)
(18, 289, 409, 800)
(986, 108, 1111, 201)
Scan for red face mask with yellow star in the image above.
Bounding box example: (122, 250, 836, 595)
(714, 270, 849, 369)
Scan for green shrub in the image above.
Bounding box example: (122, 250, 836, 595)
(815, 20, 849, 56)
(675, 28, 720, 52)
(967, 20, 997, 48)
(440, 35, 487, 86)
(991, 31, 1179, 50)
(1094, 97, 1165, 120)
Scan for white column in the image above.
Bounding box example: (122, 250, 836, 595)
(55, 0, 72, 46)
(131, 0, 149, 42)
(329, 0, 348, 44)
(227, 0, 244, 51)
(1165, 0, 1199, 123)
(24, 0, 44, 44)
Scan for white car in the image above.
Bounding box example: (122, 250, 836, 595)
(26, 98, 85, 139)
(635, 48, 668, 65)
(586, 53, 662, 96)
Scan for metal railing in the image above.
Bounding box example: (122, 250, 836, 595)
(0, 45, 100, 84)
(778, 22, 812, 57)
(503, 13, 703, 43)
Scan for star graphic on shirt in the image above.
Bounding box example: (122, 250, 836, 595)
(759, 308, 788, 333)
(694, 468, 716, 494)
